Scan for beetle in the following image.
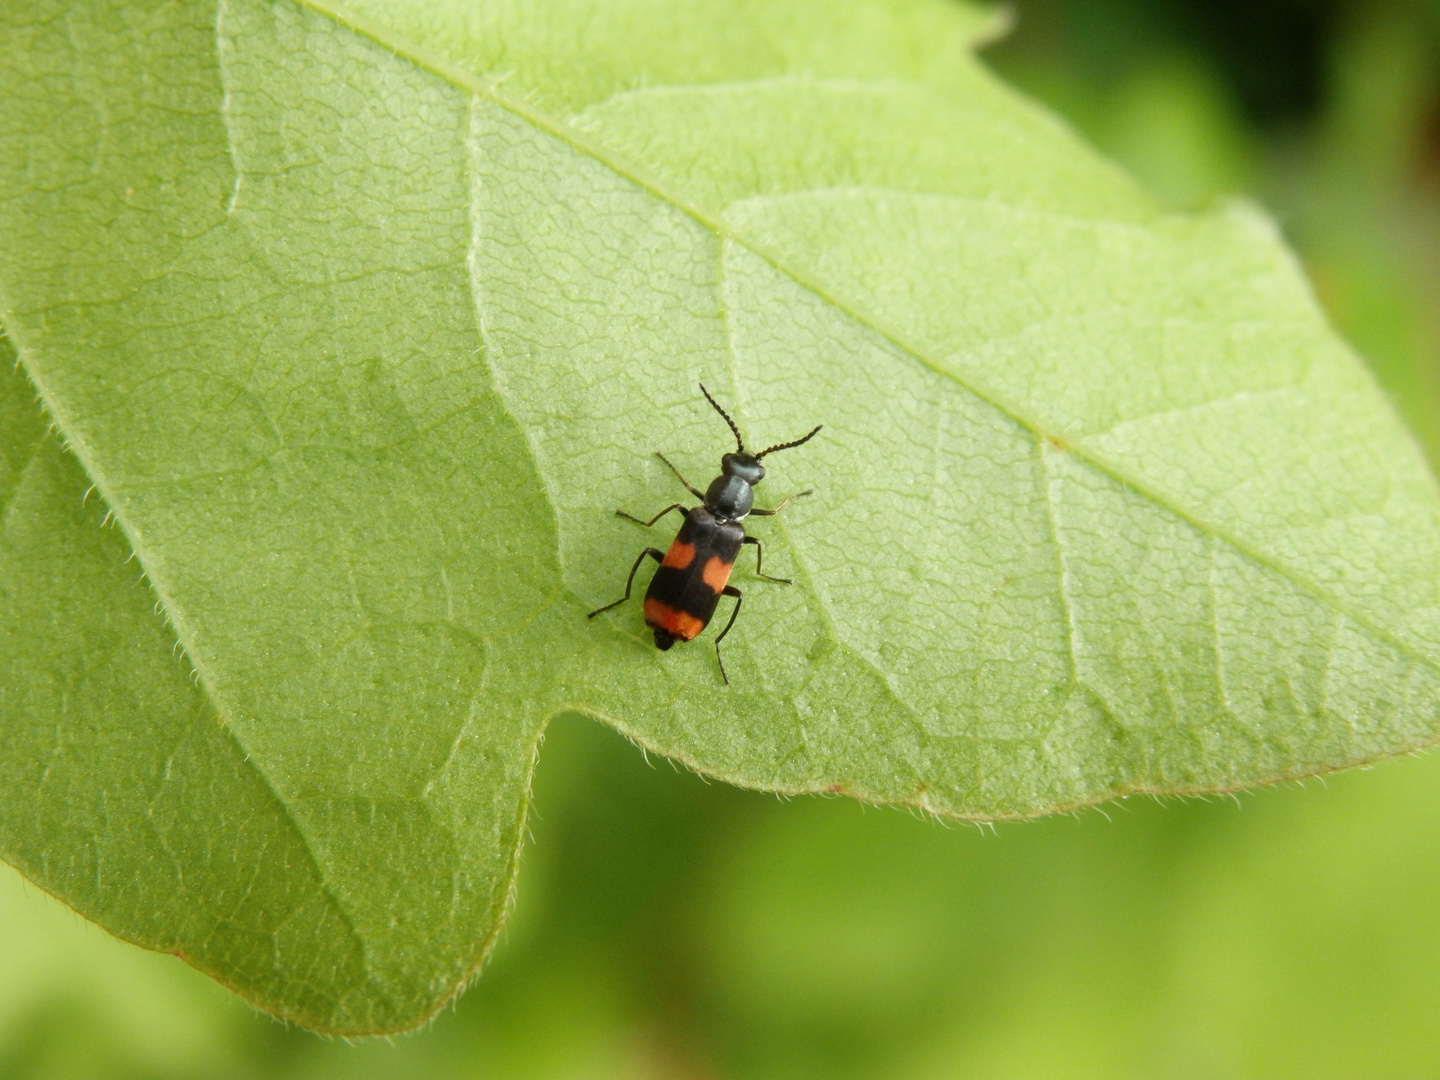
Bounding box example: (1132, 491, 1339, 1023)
(587, 383, 822, 683)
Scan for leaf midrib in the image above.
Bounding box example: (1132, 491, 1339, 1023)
(10, 0, 1433, 883)
(294, 0, 1440, 680)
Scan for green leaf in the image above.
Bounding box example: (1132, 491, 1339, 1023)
(3, 0, 1439, 1034)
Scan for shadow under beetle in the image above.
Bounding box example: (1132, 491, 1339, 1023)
(587, 383, 822, 684)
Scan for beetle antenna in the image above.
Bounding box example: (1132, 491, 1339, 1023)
(756, 425, 822, 459)
(698, 382, 745, 453)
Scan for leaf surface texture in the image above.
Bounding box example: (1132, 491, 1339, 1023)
(1, 0, 1437, 1032)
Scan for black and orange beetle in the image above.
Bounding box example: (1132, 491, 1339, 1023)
(587, 384, 822, 683)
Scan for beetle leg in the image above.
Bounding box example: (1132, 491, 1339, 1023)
(713, 585, 743, 685)
(749, 489, 812, 516)
(587, 548, 664, 618)
(616, 503, 687, 528)
(655, 452, 707, 501)
(741, 535, 791, 584)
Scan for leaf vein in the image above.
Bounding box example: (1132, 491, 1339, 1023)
(1037, 439, 1081, 693)
(0, 315, 372, 994)
(0, 425, 49, 538)
(281, 0, 1440, 686)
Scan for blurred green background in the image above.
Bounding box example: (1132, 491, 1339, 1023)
(6, 0, 1440, 1077)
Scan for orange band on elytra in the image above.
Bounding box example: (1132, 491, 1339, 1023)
(661, 540, 696, 570)
(644, 599, 705, 641)
(702, 555, 733, 593)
